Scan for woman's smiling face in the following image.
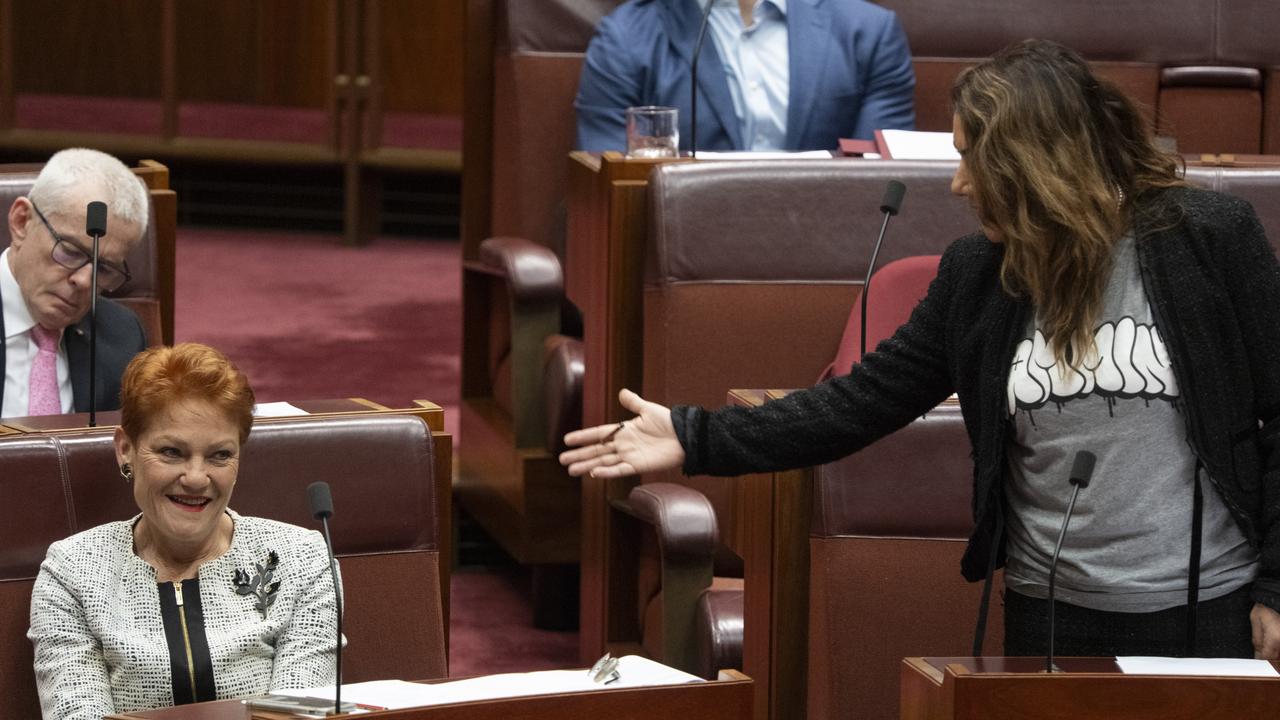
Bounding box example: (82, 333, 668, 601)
(116, 397, 241, 551)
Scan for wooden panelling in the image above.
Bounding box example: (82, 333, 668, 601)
(176, 0, 332, 107)
(13, 0, 162, 97)
(380, 0, 464, 114)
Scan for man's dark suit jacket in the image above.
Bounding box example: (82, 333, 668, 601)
(0, 286, 147, 414)
(575, 0, 916, 152)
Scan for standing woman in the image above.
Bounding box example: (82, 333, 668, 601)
(561, 40, 1280, 660)
(29, 343, 340, 719)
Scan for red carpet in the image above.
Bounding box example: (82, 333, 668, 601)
(173, 227, 578, 677)
(447, 568, 580, 677)
(173, 227, 460, 439)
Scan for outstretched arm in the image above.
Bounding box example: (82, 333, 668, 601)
(561, 389, 685, 478)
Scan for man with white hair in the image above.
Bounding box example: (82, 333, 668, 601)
(2, 148, 149, 416)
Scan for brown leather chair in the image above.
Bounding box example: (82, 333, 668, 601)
(807, 402, 1002, 720)
(0, 160, 176, 345)
(458, 0, 621, 627)
(614, 482, 743, 680)
(641, 159, 971, 539)
(0, 413, 448, 717)
(1186, 162, 1280, 250)
(879, 0, 1280, 154)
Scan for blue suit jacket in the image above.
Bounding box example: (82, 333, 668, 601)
(575, 0, 916, 152)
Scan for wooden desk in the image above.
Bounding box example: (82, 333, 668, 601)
(106, 673, 753, 720)
(901, 657, 1280, 720)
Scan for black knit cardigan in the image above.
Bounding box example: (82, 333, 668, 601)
(672, 185, 1280, 612)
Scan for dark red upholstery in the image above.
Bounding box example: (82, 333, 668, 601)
(817, 255, 940, 383)
(808, 402, 1003, 720)
(1185, 163, 1280, 252)
(623, 482, 743, 680)
(0, 413, 447, 718)
(878, 0, 1280, 154)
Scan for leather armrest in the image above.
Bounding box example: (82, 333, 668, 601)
(542, 335, 584, 454)
(477, 236, 563, 305)
(626, 482, 719, 562)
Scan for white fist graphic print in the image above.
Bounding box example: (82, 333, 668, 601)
(1007, 317, 1179, 416)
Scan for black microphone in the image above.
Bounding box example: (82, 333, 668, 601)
(85, 201, 107, 428)
(1045, 450, 1096, 673)
(858, 180, 907, 360)
(307, 481, 344, 715)
(689, 0, 716, 158)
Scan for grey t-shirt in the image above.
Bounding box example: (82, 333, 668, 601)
(1003, 234, 1258, 612)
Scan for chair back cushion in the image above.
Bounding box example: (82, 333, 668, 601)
(0, 413, 446, 716)
(808, 403, 1002, 720)
(817, 254, 940, 383)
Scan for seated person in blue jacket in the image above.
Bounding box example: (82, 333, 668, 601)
(29, 343, 342, 719)
(3, 148, 148, 417)
(562, 40, 1280, 660)
(576, 0, 916, 152)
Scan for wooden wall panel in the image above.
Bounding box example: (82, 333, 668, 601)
(176, 0, 331, 107)
(13, 0, 162, 97)
(379, 0, 463, 115)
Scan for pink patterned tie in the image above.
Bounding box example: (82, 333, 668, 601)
(27, 325, 62, 416)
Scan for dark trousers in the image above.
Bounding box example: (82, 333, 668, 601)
(1003, 584, 1254, 658)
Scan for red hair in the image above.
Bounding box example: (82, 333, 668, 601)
(119, 343, 255, 443)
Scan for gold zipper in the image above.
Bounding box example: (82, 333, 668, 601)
(173, 581, 199, 702)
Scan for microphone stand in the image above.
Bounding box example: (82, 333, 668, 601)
(85, 201, 108, 428)
(319, 511, 343, 715)
(1045, 451, 1096, 673)
(308, 481, 345, 716)
(859, 181, 906, 359)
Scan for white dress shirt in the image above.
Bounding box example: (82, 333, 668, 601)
(705, 0, 790, 151)
(1, 247, 73, 417)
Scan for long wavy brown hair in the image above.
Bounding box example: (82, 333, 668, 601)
(952, 40, 1183, 368)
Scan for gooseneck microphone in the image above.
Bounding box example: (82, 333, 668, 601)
(307, 481, 344, 716)
(858, 181, 907, 359)
(1045, 450, 1096, 673)
(85, 201, 107, 428)
(689, 0, 716, 158)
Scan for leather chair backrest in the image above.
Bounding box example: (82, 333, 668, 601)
(645, 159, 967, 416)
(1185, 164, 1280, 253)
(878, 0, 1280, 152)
(0, 165, 163, 343)
(817, 254, 941, 383)
(644, 158, 968, 554)
(0, 413, 446, 717)
(807, 403, 1001, 720)
(488, 0, 624, 257)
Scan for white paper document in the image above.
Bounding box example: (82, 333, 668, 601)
(251, 401, 310, 417)
(876, 129, 959, 160)
(281, 655, 704, 710)
(693, 150, 833, 160)
(1116, 656, 1279, 677)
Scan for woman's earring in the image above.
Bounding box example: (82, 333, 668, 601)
(120, 463, 133, 483)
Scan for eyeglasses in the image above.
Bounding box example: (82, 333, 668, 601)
(29, 200, 132, 292)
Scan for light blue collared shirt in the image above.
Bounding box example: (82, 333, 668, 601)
(703, 0, 789, 151)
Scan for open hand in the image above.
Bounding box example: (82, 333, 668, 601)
(559, 389, 685, 478)
(1251, 602, 1280, 660)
